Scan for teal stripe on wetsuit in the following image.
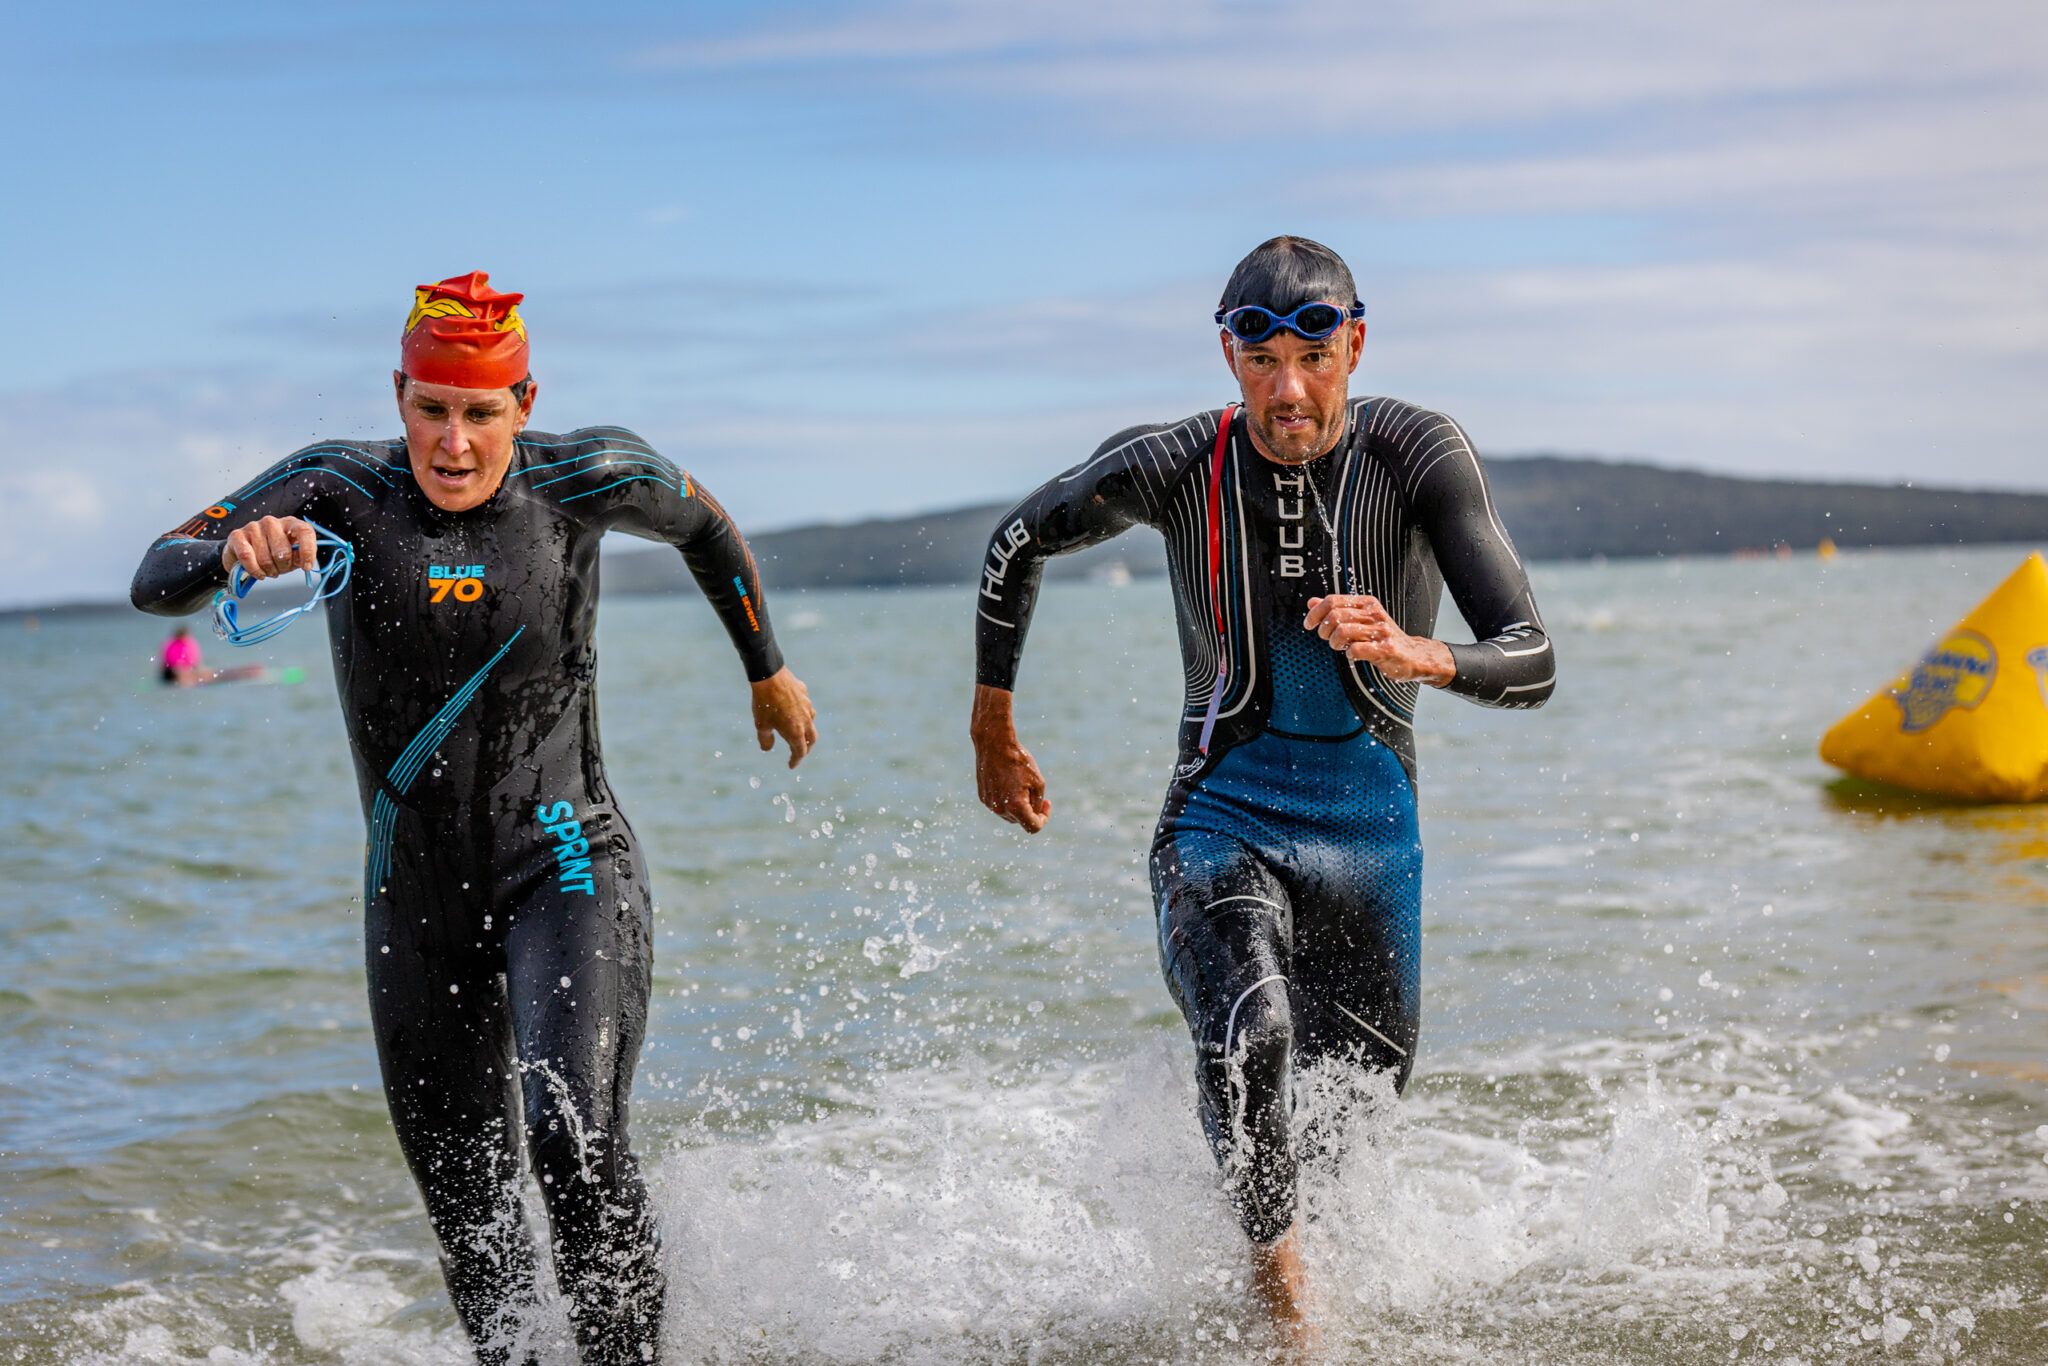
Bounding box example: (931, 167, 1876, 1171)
(364, 626, 527, 903)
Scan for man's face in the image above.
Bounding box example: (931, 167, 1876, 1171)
(392, 372, 537, 512)
(1220, 315, 1365, 465)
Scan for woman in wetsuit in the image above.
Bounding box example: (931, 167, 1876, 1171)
(131, 272, 817, 1365)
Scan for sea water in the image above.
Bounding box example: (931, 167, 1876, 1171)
(2, 545, 2044, 1363)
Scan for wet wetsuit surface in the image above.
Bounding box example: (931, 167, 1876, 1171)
(133, 427, 782, 1363)
(976, 398, 1553, 1242)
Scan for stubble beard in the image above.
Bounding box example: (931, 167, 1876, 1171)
(1251, 405, 1346, 465)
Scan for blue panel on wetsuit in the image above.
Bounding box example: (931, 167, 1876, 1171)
(1172, 730, 1423, 985)
(1266, 611, 1361, 738)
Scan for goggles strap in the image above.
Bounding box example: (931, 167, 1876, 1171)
(212, 520, 355, 647)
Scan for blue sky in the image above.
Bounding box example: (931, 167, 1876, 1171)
(3, 0, 2044, 607)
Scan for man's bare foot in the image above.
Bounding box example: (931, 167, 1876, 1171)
(1250, 1226, 1319, 1355)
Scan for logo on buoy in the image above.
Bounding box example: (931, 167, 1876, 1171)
(1891, 630, 1996, 733)
(2028, 645, 2048, 709)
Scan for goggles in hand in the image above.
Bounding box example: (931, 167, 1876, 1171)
(212, 520, 355, 647)
(1215, 300, 1365, 344)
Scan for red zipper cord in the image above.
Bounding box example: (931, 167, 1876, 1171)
(1206, 404, 1237, 641)
(1198, 404, 1238, 753)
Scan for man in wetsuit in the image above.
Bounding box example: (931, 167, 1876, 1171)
(970, 237, 1553, 1337)
(131, 272, 818, 1365)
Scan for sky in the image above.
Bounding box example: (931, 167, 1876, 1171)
(2, 0, 2044, 608)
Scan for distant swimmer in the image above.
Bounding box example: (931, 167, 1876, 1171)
(970, 237, 1554, 1342)
(131, 271, 818, 1365)
(158, 625, 205, 685)
(157, 623, 265, 686)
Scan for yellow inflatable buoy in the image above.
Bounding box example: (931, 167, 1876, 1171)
(1820, 552, 2048, 802)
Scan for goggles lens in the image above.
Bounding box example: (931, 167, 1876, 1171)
(1215, 301, 1362, 344)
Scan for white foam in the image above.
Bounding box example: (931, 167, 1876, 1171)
(49, 1030, 2026, 1364)
(634, 1049, 1767, 1360)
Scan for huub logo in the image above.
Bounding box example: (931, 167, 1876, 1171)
(982, 518, 1031, 602)
(1273, 470, 1306, 578)
(427, 563, 486, 604)
(2028, 645, 2048, 708)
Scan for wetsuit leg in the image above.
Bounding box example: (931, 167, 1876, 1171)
(1287, 763, 1423, 1087)
(1153, 726, 1426, 1243)
(1151, 827, 1298, 1245)
(365, 812, 541, 1366)
(501, 793, 663, 1366)
(1276, 740, 1424, 1179)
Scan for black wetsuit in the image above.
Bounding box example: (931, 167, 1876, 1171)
(976, 398, 1553, 1243)
(132, 428, 783, 1364)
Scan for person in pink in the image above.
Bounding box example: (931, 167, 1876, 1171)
(159, 626, 207, 686)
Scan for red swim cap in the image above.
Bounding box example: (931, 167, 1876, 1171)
(400, 271, 530, 389)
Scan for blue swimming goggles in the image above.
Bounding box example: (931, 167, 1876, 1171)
(212, 520, 355, 647)
(1214, 300, 1365, 344)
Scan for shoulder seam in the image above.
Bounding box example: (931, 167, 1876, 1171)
(1055, 410, 1222, 517)
(510, 428, 688, 504)
(226, 440, 404, 505)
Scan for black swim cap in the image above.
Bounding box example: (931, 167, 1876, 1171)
(1218, 236, 1359, 314)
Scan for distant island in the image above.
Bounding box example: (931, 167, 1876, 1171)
(605, 453, 2048, 595)
(10, 454, 2045, 621)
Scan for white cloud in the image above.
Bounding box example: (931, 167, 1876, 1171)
(630, 0, 2048, 487)
(657, 0, 2048, 247)
(653, 1, 2047, 132)
(0, 370, 386, 610)
(1357, 237, 2048, 482)
(9, 1, 2047, 609)
(1332, 89, 2048, 241)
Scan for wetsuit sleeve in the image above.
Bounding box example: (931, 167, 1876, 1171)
(128, 444, 377, 616)
(1408, 418, 1557, 708)
(975, 424, 1164, 691)
(575, 432, 785, 682)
